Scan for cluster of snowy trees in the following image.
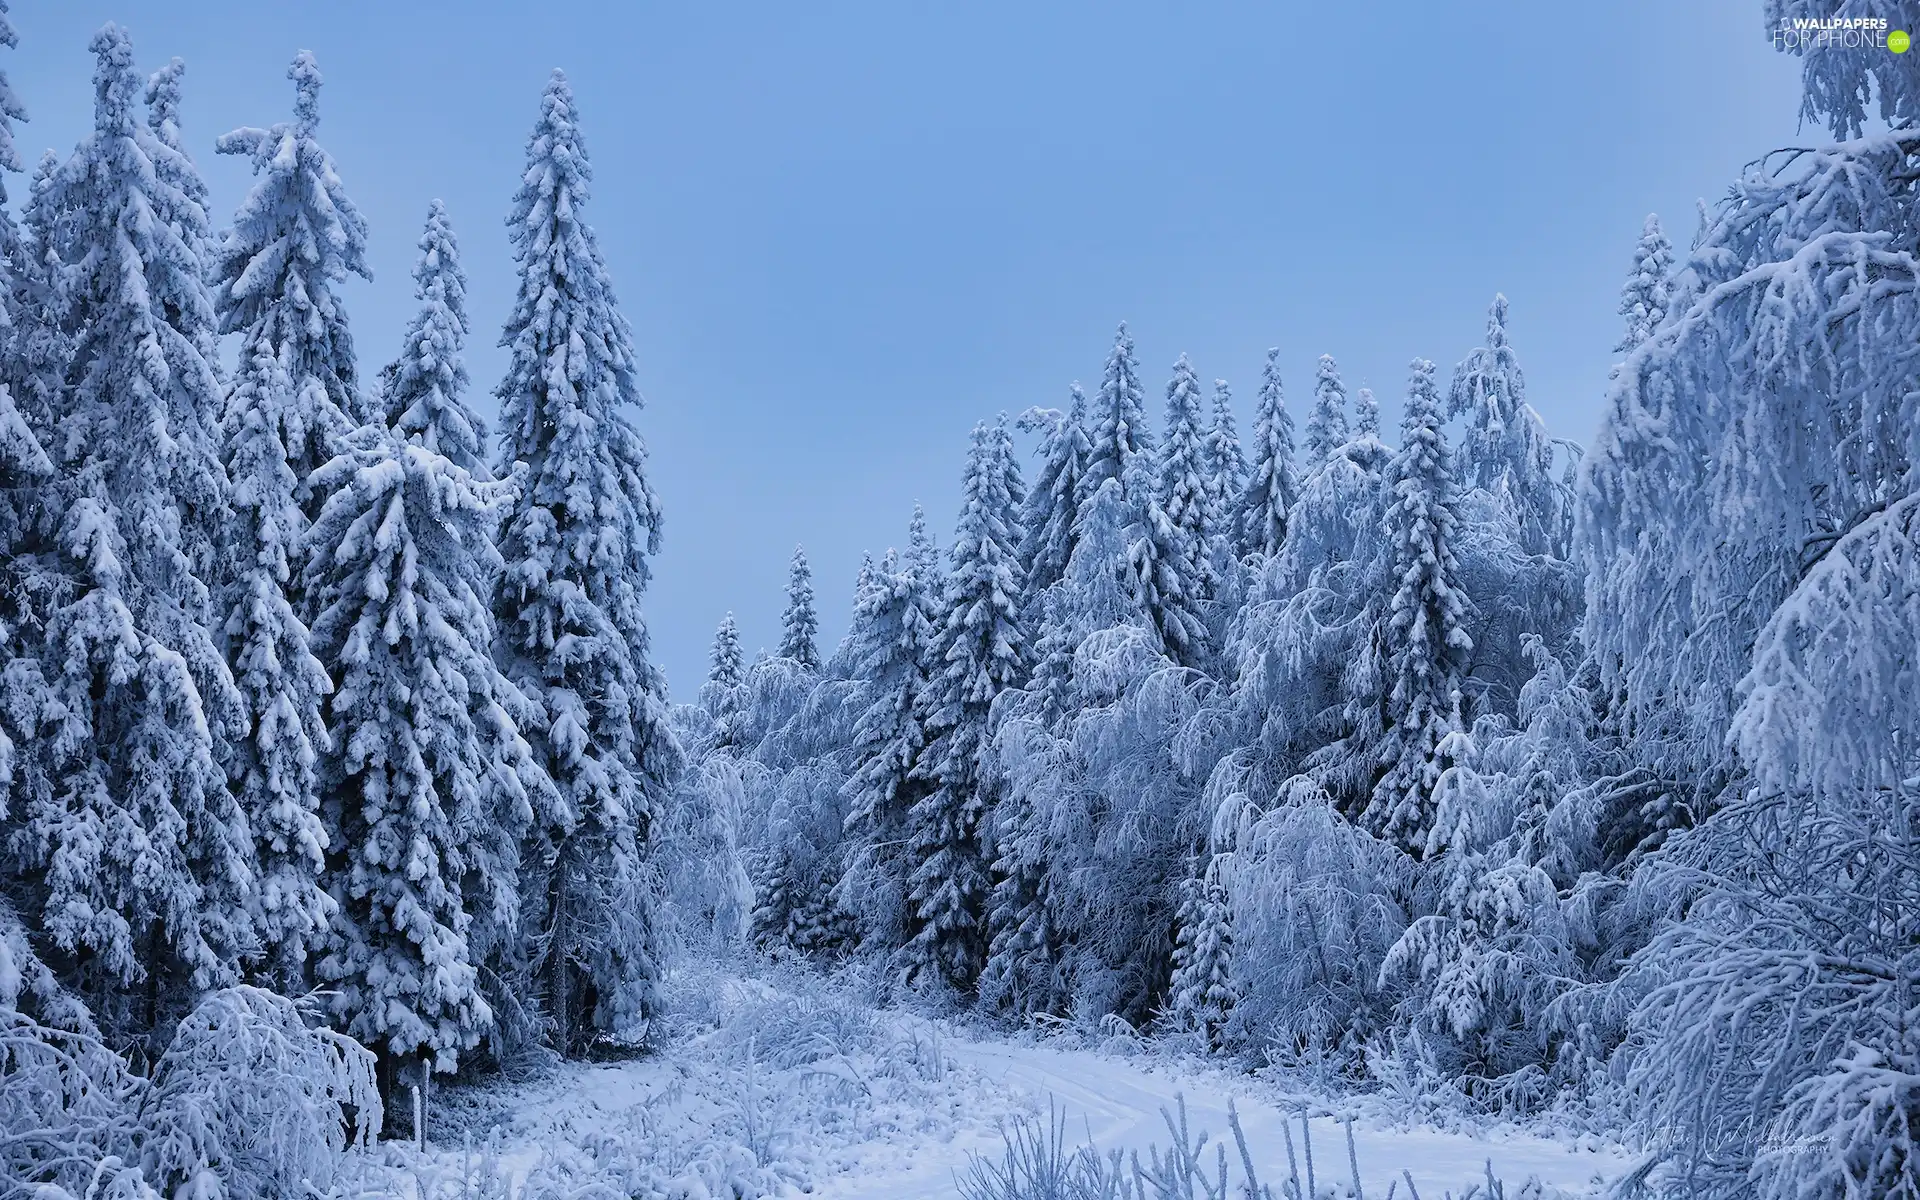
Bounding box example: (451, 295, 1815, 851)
(1, 3, 1916, 1198)
(0, 16, 679, 1190)
(669, 14, 1920, 1196)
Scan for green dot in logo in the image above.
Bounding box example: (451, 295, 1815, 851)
(1892, 29, 1912, 52)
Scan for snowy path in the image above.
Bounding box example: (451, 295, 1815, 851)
(816, 1036, 1632, 1199)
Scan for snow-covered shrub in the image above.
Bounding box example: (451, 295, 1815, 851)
(1224, 782, 1411, 1071)
(0, 1007, 143, 1197)
(138, 986, 380, 1199)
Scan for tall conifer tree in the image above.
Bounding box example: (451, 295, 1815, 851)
(23, 26, 249, 1020)
(906, 419, 1027, 988)
(778, 546, 820, 669)
(492, 71, 680, 1053)
(210, 51, 372, 519)
(1238, 347, 1297, 559)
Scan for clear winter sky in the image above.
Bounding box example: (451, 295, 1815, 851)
(8, 1, 1806, 698)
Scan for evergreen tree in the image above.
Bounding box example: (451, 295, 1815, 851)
(1202, 378, 1246, 545)
(210, 51, 372, 517)
(1447, 295, 1555, 554)
(977, 589, 1070, 1018)
(703, 612, 744, 749)
(1363, 359, 1472, 853)
(18, 25, 250, 1019)
(1238, 348, 1297, 559)
(1015, 385, 1090, 625)
(1157, 353, 1213, 593)
(778, 545, 820, 669)
(0, 2, 19, 199)
(836, 513, 938, 956)
(1303, 354, 1349, 464)
(1167, 855, 1234, 1048)
(1353, 385, 1380, 439)
(3, 150, 61, 452)
(708, 612, 744, 694)
(1079, 323, 1152, 515)
(383, 201, 487, 474)
(219, 316, 334, 985)
(905, 419, 1027, 989)
(1615, 213, 1672, 356)
(1126, 439, 1210, 667)
(304, 422, 538, 1079)
(492, 70, 680, 1055)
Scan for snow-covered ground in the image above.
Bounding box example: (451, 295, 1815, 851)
(399, 971, 1633, 1200)
(827, 1038, 1631, 1199)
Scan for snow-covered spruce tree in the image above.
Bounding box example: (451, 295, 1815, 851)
(905, 418, 1027, 990)
(3, 150, 62, 457)
(1158, 355, 1212, 547)
(1360, 359, 1472, 855)
(1167, 854, 1235, 1049)
(836, 511, 939, 960)
(0, 0, 49, 768)
(18, 26, 251, 1027)
(1302, 354, 1349, 465)
(1079, 323, 1152, 513)
(1353, 385, 1380, 440)
(703, 611, 745, 747)
(1126, 439, 1211, 668)
(1015, 385, 1090, 626)
(492, 70, 680, 1055)
(383, 200, 487, 473)
(1203, 378, 1246, 545)
(978, 592, 1072, 1017)
(778, 545, 820, 669)
(219, 325, 335, 986)
(1237, 347, 1296, 560)
(304, 421, 540, 1084)
(1156, 354, 1215, 598)
(1377, 641, 1586, 1093)
(1448, 295, 1557, 556)
(0, 0, 19, 209)
(210, 50, 372, 519)
(1615, 213, 1672, 357)
(385, 200, 554, 1061)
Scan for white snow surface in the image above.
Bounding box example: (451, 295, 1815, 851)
(408, 972, 1633, 1199)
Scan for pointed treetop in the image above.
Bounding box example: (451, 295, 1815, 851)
(1402, 357, 1441, 436)
(145, 57, 187, 148)
(1616, 214, 1673, 356)
(386, 200, 483, 470)
(89, 24, 140, 136)
(1158, 352, 1212, 552)
(1354, 386, 1379, 438)
(1304, 353, 1350, 462)
(523, 68, 590, 199)
(288, 50, 322, 133)
(709, 612, 743, 690)
(779, 544, 820, 669)
(1082, 321, 1153, 508)
(1238, 346, 1298, 559)
(909, 501, 934, 568)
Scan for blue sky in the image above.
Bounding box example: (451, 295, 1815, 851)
(8, 1, 1807, 697)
